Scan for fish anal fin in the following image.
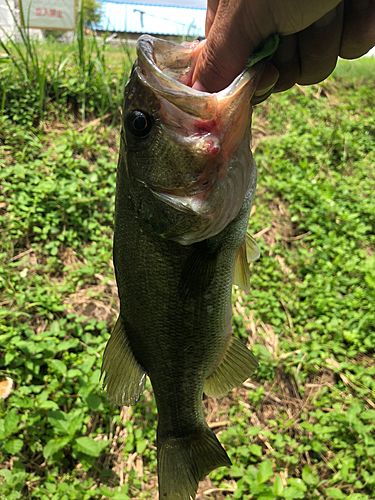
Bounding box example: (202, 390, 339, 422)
(178, 243, 219, 301)
(101, 316, 146, 406)
(204, 334, 258, 398)
(157, 424, 231, 500)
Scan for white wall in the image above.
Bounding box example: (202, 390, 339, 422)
(0, 0, 15, 40)
(0, 0, 42, 42)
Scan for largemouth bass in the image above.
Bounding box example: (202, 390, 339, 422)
(101, 35, 264, 499)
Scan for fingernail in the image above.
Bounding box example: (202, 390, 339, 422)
(254, 83, 275, 97)
(192, 79, 207, 92)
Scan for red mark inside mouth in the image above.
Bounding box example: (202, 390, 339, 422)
(194, 119, 216, 135)
(205, 139, 220, 156)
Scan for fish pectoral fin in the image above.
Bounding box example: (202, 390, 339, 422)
(233, 233, 260, 293)
(101, 316, 146, 406)
(233, 241, 251, 293)
(246, 232, 260, 262)
(157, 424, 231, 500)
(204, 334, 258, 398)
(178, 243, 219, 300)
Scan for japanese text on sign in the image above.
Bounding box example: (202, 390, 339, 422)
(20, 0, 75, 30)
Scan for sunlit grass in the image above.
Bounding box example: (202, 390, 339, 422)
(333, 55, 375, 80)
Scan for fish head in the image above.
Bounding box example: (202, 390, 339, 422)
(121, 35, 262, 244)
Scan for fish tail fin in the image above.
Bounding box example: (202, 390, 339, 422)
(157, 424, 231, 500)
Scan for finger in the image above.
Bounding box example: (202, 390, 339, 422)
(194, 0, 343, 93)
(340, 0, 375, 58)
(193, 0, 271, 92)
(271, 4, 344, 92)
(251, 62, 279, 105)
(297, 3, 343, 85)
(271, 0, 342, 34)
(270, 34, 301, 92)
(205, 0, 220, 37)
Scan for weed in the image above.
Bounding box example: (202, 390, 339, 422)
(0, 5, 134, 126)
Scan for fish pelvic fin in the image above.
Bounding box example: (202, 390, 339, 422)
(157, 424, 231, 500)
(204, 334, 258, 398)
(101, 316, 146, 406)
(233, 232, 260, 293)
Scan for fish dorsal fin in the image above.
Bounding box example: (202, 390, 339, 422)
(101, 316, 146, 406)
(178, 243, 219, 301)
(246, 232, 260, 262)
(204, 334, 258, 398)
(233, 233, 260, 293)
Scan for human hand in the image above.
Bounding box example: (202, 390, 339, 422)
(192, 0, 375, 101)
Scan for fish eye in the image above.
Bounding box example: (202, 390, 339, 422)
(127, 110, 152, 138)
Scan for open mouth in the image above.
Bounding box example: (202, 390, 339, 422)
(134, 35, 263, 243)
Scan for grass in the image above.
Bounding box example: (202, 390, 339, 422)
(0, 6, 135, 126)
(333, 56, 375, 81)
(0, 24, 375, 499)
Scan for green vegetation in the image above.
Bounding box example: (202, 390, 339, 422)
(333, 55, 375, 82)
(0, 7, 134, 124)
(0, 20, 374, 500)
(224, 72, 375, 500)
(79, 0, 102, 27)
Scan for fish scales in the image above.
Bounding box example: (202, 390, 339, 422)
(115, 174, 252, 432)
(101, 35, 264, 499)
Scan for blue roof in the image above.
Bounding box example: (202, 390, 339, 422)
(99, 0, 206, 7)
(96, 1, 205, 36)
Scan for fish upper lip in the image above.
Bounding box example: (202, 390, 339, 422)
(137, 36, 210, 98)
(136, 34, 263, 120)
(137, 34, 261, 96)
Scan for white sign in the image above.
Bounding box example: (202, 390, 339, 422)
(20, 0, 75, 30)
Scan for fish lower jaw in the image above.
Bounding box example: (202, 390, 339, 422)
(151, 189, 225, 245)
(152, 160, 253, 245)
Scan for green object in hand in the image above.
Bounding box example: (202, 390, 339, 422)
(246, 33, 280, 68)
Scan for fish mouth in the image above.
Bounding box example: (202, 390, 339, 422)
(135, 35, 263, 244)
(136, 36, 216, 120)
(136, 34, 263, 125)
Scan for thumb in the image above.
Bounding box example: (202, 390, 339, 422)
(193, 0, 273, 92)
(193, 0, 343, 93)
